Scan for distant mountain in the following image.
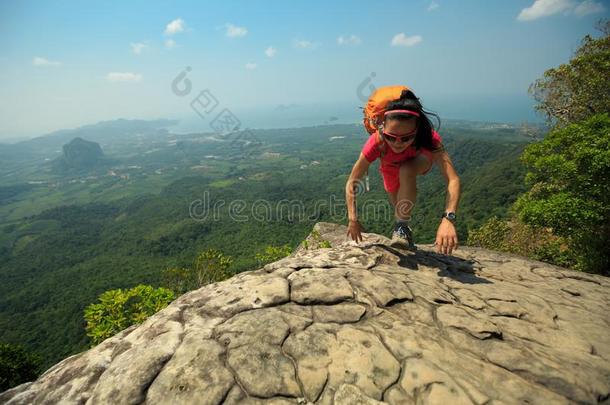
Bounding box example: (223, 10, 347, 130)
(28, 118, 178, 146)
(273, 103, 299, 111)
(0, 119, 178, 163)
(53, 137, 105, 172)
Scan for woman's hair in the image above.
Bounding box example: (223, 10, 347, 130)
(384, 89, 441, 150)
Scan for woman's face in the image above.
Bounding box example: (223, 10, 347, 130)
(383, 118, 417, 153)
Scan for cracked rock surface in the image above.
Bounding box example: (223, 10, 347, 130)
(2, 222, 609, 405)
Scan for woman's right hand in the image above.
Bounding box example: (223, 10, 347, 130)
(347, 220, 365, 243)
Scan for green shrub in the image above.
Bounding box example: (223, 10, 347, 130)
(161, 248, 234, 295)
(468, 215, 577, 269)
(84, 285, 174, 345)
(161, 267, 193, 296)
(467, 216, 511, 251)
(303, 229, 332, 250)
(194, 248, 233, 285)
(255, 244, 293, 267)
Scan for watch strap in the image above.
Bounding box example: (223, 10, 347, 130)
(441, 211, 457, 222)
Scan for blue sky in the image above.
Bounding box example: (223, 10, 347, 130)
(0, 0, 607, 140)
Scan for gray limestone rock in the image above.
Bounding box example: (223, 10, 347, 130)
(2, 222, 609, 405)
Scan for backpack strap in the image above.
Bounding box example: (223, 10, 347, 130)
(375, 127, 387, 158)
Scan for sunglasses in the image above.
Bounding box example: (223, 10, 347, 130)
(382, 128, 417, 143)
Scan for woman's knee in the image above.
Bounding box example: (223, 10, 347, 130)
(399, 161, 418, 178)
(400, 155, 431, 177)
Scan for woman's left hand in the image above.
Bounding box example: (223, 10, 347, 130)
(435, 219, 458, 255)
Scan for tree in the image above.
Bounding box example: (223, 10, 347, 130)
(0, 343, 42, 391)
(513, 114, 610, 274)
(194, 249, 233, 286)
(83, 285, 174, 345)
(529, 20, 609, 127)
(161, 248, 234, 295)
(470, 22, 610, 274)
(161, 267, 193, 296)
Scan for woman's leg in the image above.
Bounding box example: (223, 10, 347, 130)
(395, 154, 433, 221)
(387, 191, 398, 207)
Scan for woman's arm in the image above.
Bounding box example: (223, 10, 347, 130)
(432, 149, 461, 254)
(345, 153, 371, 242)
(432, 149, 460, 212)
(345, 153, 371, 221)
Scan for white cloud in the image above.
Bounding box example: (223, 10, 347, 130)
(225, 23, 248, 38)
(574, 0, 606, 16)
(32, 57, 61, 67)
(130, 42, 147, 55)
(337, 35, 361, 46)
(391, 33, 422, 47)
(293, 39, 318, 49)
(106, 72, 142, 83)
(165, 39, 176, 49)
(517, 0, 571, 20)
(245, 62, 257, 70)
(428, 1, 439, 11)
(517, 0, 606, 20)
(265, 46, 277, 57)
(164, 18, 184, 35)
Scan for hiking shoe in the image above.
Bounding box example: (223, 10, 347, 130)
(391, 221, 416, 250)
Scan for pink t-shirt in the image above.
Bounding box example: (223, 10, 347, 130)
(361, 130, 443, 168)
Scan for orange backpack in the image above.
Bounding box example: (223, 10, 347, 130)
(363, 85, 410, 135)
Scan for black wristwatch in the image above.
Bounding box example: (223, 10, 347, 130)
(441, 211, 457, 223)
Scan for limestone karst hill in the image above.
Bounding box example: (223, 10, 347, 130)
(1, 222, 609, 404)
(54, 137, 105, 172)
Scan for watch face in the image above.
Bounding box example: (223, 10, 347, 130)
(446, 212, 456, 220)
